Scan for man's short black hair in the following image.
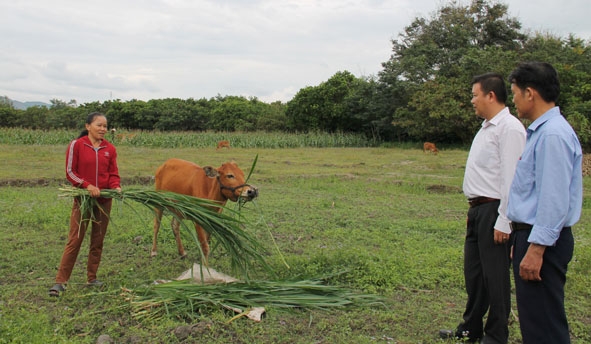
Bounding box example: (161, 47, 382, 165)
(472, 73, 508, 104)
(508, 62, 560, 103)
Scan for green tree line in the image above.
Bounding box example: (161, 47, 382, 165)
(1, 0, 590, 148)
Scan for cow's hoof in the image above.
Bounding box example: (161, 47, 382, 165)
(150, 251, 157, 257)
(180, 253, 188, 260)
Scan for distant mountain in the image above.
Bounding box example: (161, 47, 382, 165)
(10, 99, 51, 110)
(1, 96, 51, 110)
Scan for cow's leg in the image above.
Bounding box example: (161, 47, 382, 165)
(171, 218, 188, 259)
(151, 208, 164, 257)
(195, 224, 210, 265)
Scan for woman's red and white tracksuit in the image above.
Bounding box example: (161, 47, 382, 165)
(55, 136, 120, 284)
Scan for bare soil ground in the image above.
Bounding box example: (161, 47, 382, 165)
(3, 154, 590, 188)
(0, 176, 154, 187)
(583, 154, 591, 176)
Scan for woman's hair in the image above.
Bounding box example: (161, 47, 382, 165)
(78, 112, 107, 139)
(508, 62, 560, 103)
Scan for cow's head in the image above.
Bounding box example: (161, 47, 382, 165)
(204, 162, 258, 202)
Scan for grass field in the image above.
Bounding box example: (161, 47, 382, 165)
(0, 135, 589, 343)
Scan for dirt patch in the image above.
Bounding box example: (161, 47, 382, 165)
(425, 154, 591, 193)
(2, 154, 590, 187)
(0, 178, 60, 187)
(0, 176, 154, 188)
(426, 184, 462, 194)
(583, 154, 591, 177)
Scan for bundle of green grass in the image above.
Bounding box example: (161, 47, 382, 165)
(59, 186, 267, 276)
(59, 186, 381, 319)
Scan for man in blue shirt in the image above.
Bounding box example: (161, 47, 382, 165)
(507, 62, 583, 343)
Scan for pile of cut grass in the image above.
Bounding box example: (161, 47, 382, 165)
(128, 277, 383, 322)
(59, 186, 380, 321)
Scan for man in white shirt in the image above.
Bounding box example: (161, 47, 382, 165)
(440, 73, 526, 343)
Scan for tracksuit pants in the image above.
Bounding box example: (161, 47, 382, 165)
(55, 199, 112, 284)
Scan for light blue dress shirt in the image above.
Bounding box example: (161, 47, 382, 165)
(507, 106, 583, 246)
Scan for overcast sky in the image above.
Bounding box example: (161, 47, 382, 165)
(1, 0, 590, 105)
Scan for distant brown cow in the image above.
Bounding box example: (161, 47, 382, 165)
(423, 142, 439, 154)
(151, 158, 258, 261)
(116, 133, 136, 142)
(216, 140, 231, 150)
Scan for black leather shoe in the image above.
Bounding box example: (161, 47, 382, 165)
(439, 329, 455, 339)
(438, 329, 481, 343)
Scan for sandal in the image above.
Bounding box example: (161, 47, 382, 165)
(49, 283, 65, 297)
(87, 280, 104, 287)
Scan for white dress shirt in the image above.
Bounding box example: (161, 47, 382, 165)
(463, 107, 526, 234)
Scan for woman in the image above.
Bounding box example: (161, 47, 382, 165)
(49, 112, 121, 297)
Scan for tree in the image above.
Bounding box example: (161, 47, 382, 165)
(0, 97, 17, 127)
(380, 0, 526, 143)
(184, 98, 213, 131)
(285, 86, 322, 132)
(152, 98, 191, 131)
(118, 99, 148, 129)
(339, 75, 394, 141)
(515, 33, 591, 148)
(16, 106, 49, 129)
(49, 106, 85, 129)
(50, 99, 77, 109)
(255, 101, 288, 131)
(286, 71, 370, 133)
(207, 95, 261, 132)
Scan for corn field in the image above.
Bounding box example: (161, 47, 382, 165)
(0, 128, 376, 148)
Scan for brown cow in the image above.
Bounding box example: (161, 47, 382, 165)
(110, 128, 136, 143)
(151, 158, 258, 261)
(115, 133, 137, 142)
(216, 140, 231, 150)
(423, 142, 439, 154)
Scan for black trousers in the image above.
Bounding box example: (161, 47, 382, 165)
(458, 201, 511, 343)
(512, 227, 573, 344)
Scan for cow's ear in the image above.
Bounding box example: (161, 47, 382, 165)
(203, 166, 219, 178)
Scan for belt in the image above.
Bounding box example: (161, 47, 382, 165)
(510, 222, 533, 231)
(468, 196, 499, 208)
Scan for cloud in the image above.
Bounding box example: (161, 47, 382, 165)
(0, 0, 589, 104)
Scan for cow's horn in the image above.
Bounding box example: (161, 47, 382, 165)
(204, 166, 219, 178)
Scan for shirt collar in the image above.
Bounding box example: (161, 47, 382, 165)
(528, 106, 561, 133)
(482, 107, 510, 128)
(80, 135, 106, 148)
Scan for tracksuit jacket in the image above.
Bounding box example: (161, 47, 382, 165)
(66, 135, 121, 196)
(55, 135, 120, 284)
